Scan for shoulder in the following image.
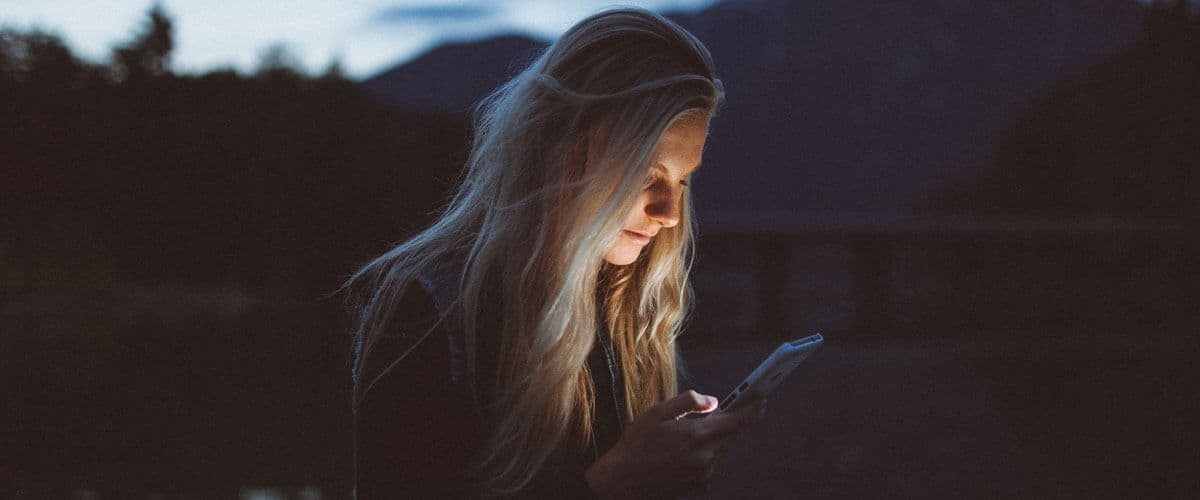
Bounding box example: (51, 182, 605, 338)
(352, 277, 482, 498)
(371, 279, 441, 351)
(355, 277, 459, 404)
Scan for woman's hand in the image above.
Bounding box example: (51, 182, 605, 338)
(584, 390, 766, 499)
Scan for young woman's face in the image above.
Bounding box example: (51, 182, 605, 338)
(603, 112, 710, 266)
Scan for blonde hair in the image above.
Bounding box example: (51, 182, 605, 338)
(342, 7, 722, 495)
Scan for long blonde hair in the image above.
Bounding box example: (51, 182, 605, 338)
(341, 7, 722, 495)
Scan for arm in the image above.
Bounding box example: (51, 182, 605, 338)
(511, 450, 601, 499)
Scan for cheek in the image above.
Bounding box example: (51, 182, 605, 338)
(622, 194, 651, 227)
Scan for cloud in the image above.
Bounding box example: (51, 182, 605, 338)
(370, 4, 498, 25)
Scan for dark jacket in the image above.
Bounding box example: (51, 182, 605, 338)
(352, 269, 630, 498)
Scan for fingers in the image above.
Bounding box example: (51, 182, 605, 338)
(652, 390, 719, 421)
(698, 398, 766, 441)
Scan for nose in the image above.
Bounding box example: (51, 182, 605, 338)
(645, 183, 682, 229)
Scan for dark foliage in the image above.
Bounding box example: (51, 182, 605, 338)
(112, 2, 174, 82)
(1, 21, 467, 298)
(1, 7, 466, 495)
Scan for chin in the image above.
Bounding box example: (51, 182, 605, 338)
(603, 245, 642, 266)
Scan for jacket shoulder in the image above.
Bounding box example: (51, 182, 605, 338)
(355, 278, 461, 400)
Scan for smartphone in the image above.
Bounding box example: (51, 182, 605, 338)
(715, 333, 824, 413)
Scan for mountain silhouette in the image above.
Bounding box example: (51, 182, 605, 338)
(364, 0, 1144, 219)
(366, 35, 546, 115)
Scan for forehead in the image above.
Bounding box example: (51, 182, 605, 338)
(653, 113, 709, 173)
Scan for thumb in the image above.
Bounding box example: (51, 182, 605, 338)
(652, 390, 718, 420)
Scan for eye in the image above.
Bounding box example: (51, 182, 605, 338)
(680, 179, 690, 187)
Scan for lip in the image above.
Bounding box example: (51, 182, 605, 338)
(623, 230, 654, 244)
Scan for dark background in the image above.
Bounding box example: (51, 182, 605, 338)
(2, 1, 1197, 498)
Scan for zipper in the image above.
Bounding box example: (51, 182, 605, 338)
(598, 328, 624, 431)
(589, 427, 599, 462)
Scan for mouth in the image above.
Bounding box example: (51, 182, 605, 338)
(623, 230, 654, 244)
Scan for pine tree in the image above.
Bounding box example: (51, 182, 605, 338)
(112, 3, 174, 81)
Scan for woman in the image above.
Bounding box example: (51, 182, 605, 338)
(343, 7, 764, 498)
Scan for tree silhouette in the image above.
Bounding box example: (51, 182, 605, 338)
(1, 15, 467, 295)
(4, 10, 468, 491)
(255, 42, 306, 78)
(0, 30, 16, 81)
(319, 56, 349, 82)
(112, 3, 174, 81)
(0, 28, 89, 86)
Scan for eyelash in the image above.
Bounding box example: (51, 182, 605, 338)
(644, 175, 690, 188)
